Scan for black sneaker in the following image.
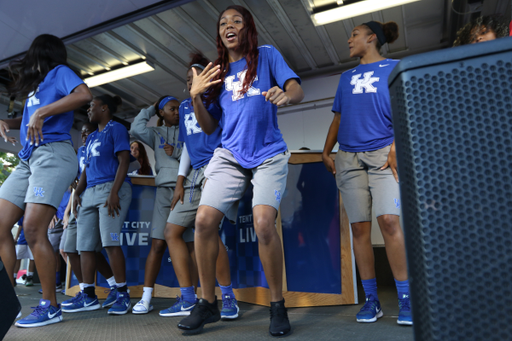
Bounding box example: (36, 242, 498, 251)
(177, 297, 220, 334)
(269, 299, 291, 337)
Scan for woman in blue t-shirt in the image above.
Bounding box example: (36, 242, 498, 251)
(70, 95, 133, 316)
(177, 6, 304, 337)
(0, 34, 92, 328)
(322, 21, 412, 326)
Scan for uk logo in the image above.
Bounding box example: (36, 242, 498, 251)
(87, 140, 101, 157)
(394, 198, 400, 209)
(225, 70, 260, 101)
(27, 88, 40, 107)
(158, 135, 166, 149)
(33, 187, 45, 197)
(350, 71, 379, 94)
(274, 190, 281, 203)
(184, 112, 202, 135)
(110, 233, 119, 242)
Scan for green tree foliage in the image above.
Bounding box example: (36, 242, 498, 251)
(0, 152, 20, 185)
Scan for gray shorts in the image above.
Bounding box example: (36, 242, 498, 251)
(335, 145, 401, 224)
(59, 228, 67, 250)
(200, 148, 289, 217)
(152, 186, 173, 240)
(76, 181, 132, 251)
(16, 244, 34, 260)
(48, 224, 64, 253)
(65, 213, 102, 253)
(0, 141, 77, 210)
(166, 186, 199, 242)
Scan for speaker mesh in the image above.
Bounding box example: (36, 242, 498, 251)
(390, 44, 512, 341)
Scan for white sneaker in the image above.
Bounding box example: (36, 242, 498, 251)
(132, 299, 153, 314)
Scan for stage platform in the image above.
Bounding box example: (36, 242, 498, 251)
(6, 284, 413, 341)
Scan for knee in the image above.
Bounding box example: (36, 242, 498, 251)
(195, 211, 216, 238)
(351, 223, 371, 240)
(151, 239, 167, 254)
(379, 215, 401, 237)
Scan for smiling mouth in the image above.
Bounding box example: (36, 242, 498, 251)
(226, 32, 236, 42)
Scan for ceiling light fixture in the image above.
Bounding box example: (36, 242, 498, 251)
(311, 0, 421, 26)
(83, 60, 155, 88)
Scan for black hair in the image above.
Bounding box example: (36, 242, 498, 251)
(189, 52, 210, 70)
(8, 34, 68, 98)
(453, 15, 509, 46)
(82, 121, 98, 131)
(95, 94, 122, 114)
(363, 21, 399, 50)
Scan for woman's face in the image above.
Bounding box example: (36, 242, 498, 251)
(81, 124, 95, 145)
(160, 100, 180, 126)
(348, 25, 373, 59)
(130, 143, 140, 159)
(471, 26, 497, 43)
(219, 9, 244, 50)
(87, 99, 104, 124)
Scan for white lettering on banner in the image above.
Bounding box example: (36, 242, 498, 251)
(239, 227, 257, 243)
(119, 232, 150, 246)
(239, 214, 253, 224)
(350, 71, 379, 94)
(123, 221, 151, 229)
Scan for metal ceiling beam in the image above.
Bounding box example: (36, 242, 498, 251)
(68, 45, 113, 71)
(127, 23, 189, 69)
(126, 78, 162, 99)
(95, 85, 139, 110)
(401, 5, 410, 49)
(300, 0, 339, 65)
(106, 81, 151, 105)
(265, 0, 317, 70)
(89, 38, 130, 65)
(148, 16, 200, 54)
(67, 59, 95, 76)
(199, 0, 221, 21)
(104, 31, 186, 83)
(172, 7, 217, 50)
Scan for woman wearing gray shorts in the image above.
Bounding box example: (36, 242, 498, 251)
(0, 34, 92, 327)
(322, 20, 411, 326)
(70, 94, 132, 315)
(129, 95, 185, 314)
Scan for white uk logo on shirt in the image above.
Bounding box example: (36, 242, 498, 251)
(350, 71, 379, 94)
(87, 140, 102, 157)
(27, 88, 40, 107)
(225, 70, 260, 101)
(184, 112, 202, 135)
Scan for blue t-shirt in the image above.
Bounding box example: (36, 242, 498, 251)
(84, 121, 131, 188)
(19, 65, 84, 161)
(56, 189, 71, 220)
(77, 145, 86, 178)
(332, 59, 399, 152)
(17, 217, 26, 245)
(211, 45, 300, 168)
(178, 98, 223, 169)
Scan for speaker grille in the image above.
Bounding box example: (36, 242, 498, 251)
(391, 49, 512, 341)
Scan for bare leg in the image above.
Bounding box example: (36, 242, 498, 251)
(104, 246, 126, 283)
(194, 206, 224, 303)
(377, 215, 408, 281)
(165, 223, 195, 287)
(252, 205, 284, 302)
(24, 203, 58, 307)
(96, 252, 114, 280)
(80, 251, 96, 285)
(14, 259, 21, 275)
(216, 236, 231, 287)
(186, 242, 199, 289)
(351, 221, 376, 280)
(67, 252, 83, 283)
(0, 199, 24, 286)
(143, 238, 167, 287)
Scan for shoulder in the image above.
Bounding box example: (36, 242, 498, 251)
(180, 98, 191, 108)
(111, 121, 129, 134)
(257, 45, 278, 57)
(341, 66, 360, 77)
(51, 65, 79, 77)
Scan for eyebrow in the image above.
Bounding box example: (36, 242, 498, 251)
(220, 14, 243, 21)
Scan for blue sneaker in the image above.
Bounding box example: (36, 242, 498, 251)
(15, 299, 62, 328)
(397, 294, 413, 325)
(159, 295, 196, 317)
(102, 286, 118, 308)
(61, 291, 85, 307)
(108, 291, 131, 315)
(356, 295, 383, 323)
(221, 294, 239, 320)
(62, 292, 100, 313)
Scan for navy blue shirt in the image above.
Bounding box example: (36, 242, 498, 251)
(19, 65, 83, 161)
(84, 121, 131, 188)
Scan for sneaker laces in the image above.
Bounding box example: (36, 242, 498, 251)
(222, 295, 235, 309)
(30, 305, 48, 316)
(360, 297, 378, 313)
(70, 291, 84, 303)
(398, 296, 411, 311)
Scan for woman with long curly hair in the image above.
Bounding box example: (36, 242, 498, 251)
(177, 5, 304, 337)
(130, 141, 153, 175)
(0, 34, 92, 327)
(453, 15, 509, 46)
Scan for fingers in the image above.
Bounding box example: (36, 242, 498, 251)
(380, 161, 389, 170)
(170, 198, 177, 211)
(391, 167, 399, 183)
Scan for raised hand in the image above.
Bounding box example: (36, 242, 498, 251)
(189, 63, 222, 98)
(0, 120, 17, 145)
(262, 86, 290, 106)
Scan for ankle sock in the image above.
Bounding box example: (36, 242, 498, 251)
(219, 283, 235, 299)
(394, 279, 410, 299)
(106, 276, 116, 287)
(142, 287, 153, 302)
(180, 286, 195, 303)
(83, 284, 95, 298)
(361, 278, 379, 300)
(117, 283, 128, 292)
(79, 283, 85, 291)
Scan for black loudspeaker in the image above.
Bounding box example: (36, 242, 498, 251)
(0, 258, 21, 339)
(389, 37, 512, 341)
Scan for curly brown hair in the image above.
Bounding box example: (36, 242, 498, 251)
(453, 15, 509, 46)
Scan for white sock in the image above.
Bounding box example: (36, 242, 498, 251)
(106, 276, 116, 287)
(116, 282, 127, 288)
(27, 272, 34, 277)
(83, 283, 95, 288)
(142, 287, 153, 303)
(79, 283, 85, 291)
